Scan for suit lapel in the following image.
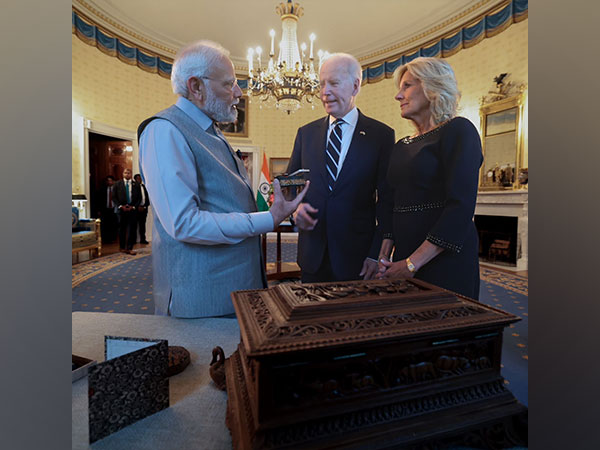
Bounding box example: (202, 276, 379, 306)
(315, 117, 330, 187)
(334, 110, 369, 189)
(117, 180, 125, 204)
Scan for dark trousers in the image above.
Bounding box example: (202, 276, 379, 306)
(100, 208, 118, 243)
(118, 209, 137, 250)
(137, 207, 148, 242)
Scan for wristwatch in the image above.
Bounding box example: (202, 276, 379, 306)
(405, 257, 417, 273)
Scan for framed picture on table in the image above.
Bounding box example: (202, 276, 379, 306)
(217, 96, 248, 137)
(269, 157, 290, 179)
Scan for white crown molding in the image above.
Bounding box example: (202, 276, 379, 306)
(73, 0, 512, 69)
(73, 0, 179, 57)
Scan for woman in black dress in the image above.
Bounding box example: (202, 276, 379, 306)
(376, 57, 483, 299)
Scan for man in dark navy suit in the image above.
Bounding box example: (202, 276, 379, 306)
(95, 175, 118, 244)
(134, 173, 150, 244)
(287, 53, 395, 282)
(113, 168, 141, 255)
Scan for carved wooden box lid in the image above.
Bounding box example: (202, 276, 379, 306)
(231, 278, 519, 357)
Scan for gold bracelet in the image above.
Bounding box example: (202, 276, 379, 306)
(405, 257, 417, 273)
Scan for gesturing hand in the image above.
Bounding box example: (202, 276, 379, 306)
(269, 179, 310, 227)
(358, 258, 378, 280)
(293, 202, 319, 230)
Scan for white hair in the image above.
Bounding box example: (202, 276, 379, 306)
(170, 40, 230, 98)
(321, 52, 363, 91)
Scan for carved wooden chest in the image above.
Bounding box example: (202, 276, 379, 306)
(224, 278, 527, 449)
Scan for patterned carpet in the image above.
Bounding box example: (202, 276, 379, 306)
(72, 248, 154, 314)
(479, 265, 528, 407)
(72, 245, 528, 407)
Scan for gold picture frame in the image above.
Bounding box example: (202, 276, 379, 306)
(479, 93, 525, 191)
(217, 96, 248, 137)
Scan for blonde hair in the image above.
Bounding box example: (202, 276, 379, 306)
(393, 57, 460, 124)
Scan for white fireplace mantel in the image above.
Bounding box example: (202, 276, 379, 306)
(475, 190, 528, 271)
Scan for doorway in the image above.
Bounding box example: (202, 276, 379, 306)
(88, 132, 132, 219)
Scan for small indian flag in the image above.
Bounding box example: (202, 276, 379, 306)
(256, 153, 271, 211)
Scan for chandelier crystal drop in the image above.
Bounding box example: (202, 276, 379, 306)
(246, 1, 328, 115)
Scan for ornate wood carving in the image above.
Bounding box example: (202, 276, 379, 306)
(224, 278, 527, 449)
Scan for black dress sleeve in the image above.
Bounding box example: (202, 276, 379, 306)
(370, 127, 396, 257)
(426, 117, 483, 252)
(378, 150, 396, 243)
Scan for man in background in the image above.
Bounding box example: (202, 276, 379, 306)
(138, 40, 307, 319)
(134, 173, 150, 244)
(287, 53, 395, 283)
(95, 175, 117, 244)
(113, 168, 140, 255)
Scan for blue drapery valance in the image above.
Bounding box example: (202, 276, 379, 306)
(360, 0, 527, 84)
(72, 10, 173, 78)
(73, 0, 527, 85)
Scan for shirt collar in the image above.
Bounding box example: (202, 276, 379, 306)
(328, 107, 358, 128)
(176, 96, 214, 132)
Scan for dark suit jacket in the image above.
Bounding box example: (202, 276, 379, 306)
(287, 110, 395, 280)
(113, 179, 141, 208)
(94, 185, 115, 215)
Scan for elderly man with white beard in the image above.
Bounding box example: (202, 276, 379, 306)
(138, 40, 308, 318)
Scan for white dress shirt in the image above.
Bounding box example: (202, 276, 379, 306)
(139, 97, 274, 245)
(327, 107, 358, 174)
(106, 186, 114, 208)
(139, 183, 146, 206)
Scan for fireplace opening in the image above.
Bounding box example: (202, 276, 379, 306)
(474, 215, 518, 266)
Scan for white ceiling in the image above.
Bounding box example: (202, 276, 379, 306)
(74, 0, 504, 67)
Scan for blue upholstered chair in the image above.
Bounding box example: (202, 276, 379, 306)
(72, 206, 101, 262)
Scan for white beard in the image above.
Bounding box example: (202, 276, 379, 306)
(204, 90, 237, 123)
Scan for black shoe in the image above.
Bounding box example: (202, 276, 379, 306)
(140, 240, 149, 244)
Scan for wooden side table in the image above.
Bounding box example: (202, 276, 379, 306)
(262, 223, 301, 280)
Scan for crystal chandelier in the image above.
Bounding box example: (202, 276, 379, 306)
(246, 0, 328, 114)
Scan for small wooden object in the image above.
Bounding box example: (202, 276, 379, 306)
(210, 346, 227, 391)
(167, 345, 191, 377)
(275, 168, 309, 201)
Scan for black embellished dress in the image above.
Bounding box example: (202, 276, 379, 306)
(381, 117, 483, 299)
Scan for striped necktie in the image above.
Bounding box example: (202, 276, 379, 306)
(326, 118, 344, 191)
